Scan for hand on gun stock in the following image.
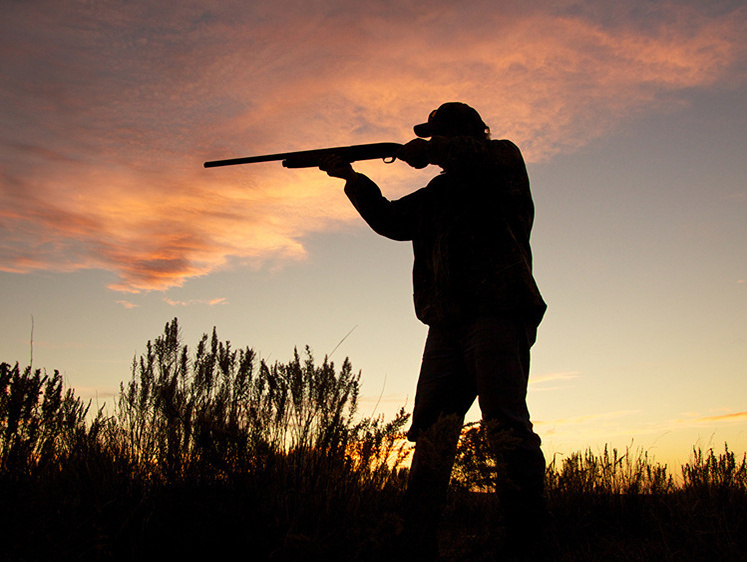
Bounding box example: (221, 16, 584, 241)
(318, 139, 430, 182)
(319, 154, 358, 182)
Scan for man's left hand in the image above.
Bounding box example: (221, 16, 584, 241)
(319, 154, 358, 182)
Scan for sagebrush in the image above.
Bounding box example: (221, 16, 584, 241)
(1, 318, 745, 561)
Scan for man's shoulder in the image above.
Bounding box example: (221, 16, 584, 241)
(491, 138, 522, 156)
(488, 139, 526, 169)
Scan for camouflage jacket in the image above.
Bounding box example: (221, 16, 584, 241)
(344, 137, 546, 327)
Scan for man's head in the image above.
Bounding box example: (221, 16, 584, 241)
(414, 102, 490, 140)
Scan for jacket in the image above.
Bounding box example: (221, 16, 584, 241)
(344, 137, 546, 327)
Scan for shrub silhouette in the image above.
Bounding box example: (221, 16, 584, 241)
(1, 318, 746, 561)
(0, 362, 94, 478)
(115, 319, 410, 481)
(1, 319, 413, 560)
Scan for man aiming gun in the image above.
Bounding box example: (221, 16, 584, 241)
(320, 102, 548, 558)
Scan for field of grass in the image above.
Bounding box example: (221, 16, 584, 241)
(2, 319, 745, 561)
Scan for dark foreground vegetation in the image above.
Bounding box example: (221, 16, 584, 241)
(2, 319, 746, 561)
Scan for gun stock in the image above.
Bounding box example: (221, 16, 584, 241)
(204, 142, 402, 169)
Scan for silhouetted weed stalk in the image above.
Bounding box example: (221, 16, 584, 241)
(114, 319, 410, 484)
(2, 318, 746, 560)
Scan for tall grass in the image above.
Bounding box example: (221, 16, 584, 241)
(0, 362, 102, 479)
(446, 424, 746, 561)
(2, 319, 412, 560)
(1, 318, 746, 560)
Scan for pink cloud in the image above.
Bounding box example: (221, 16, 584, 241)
(1, 1, 744, 291)
(163, 297, 228, 307)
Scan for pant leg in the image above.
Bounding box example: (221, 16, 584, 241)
(407, 324, 476, 442)
(402, 415, 463, 559)
(462, 316, 548, 548)
(402, 325, 477, 557)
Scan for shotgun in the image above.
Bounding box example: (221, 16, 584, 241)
(204, 142, 403, 169)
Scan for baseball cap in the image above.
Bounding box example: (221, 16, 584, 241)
(413, 102, 489, 138)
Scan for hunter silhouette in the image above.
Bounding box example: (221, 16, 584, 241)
(320, 102, 547, 559)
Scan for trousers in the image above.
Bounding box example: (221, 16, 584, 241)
(403, 314, 546, 553)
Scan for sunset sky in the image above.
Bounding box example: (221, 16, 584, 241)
(1, 0, 745, 472)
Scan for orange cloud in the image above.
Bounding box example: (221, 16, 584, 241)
(1, 1, 744, 291)
(675, 411, 747, 425)
(699, 411, 747, 423)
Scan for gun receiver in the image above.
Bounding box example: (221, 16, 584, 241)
(204, 142, 403, 169)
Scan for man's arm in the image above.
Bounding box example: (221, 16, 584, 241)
(319, 154, 418, 241)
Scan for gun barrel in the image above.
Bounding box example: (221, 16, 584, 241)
(204, 151, 298, 168)
(203, 142, 402, 169)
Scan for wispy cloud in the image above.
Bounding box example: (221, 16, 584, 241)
(1, 0, 744, 291)
(536, 409, 641, 427)
(531, 371, 580, 385)
(675, 410, 747, 426)
(163, 297, 228, 307)
(538, 407, 747, 444)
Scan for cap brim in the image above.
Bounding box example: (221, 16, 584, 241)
(413, 123, 433, 138)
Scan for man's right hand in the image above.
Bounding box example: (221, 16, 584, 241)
(319, 154, 358, 183)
